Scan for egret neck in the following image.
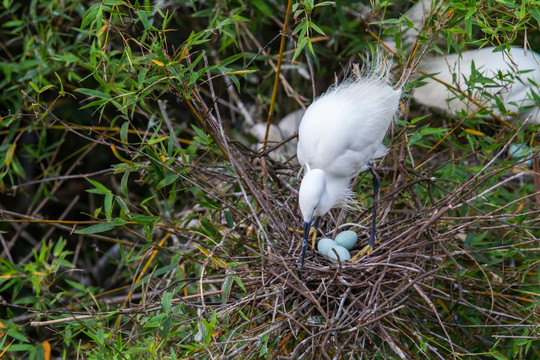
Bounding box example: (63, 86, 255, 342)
(299, 167, 351, 267)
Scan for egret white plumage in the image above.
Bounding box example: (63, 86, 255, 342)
(399, 0, 540, 125)
(297, 60, 402, 268)
(250, 109, 304, 160)
(414, 47, 540, 124)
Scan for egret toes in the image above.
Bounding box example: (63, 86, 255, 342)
(309, 227, 318, 250)
(359, 243, 373, 257)
(350, 244, 373, 262)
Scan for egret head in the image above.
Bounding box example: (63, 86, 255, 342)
(299, 168, 327, 223)
(299, 167, 328, 268)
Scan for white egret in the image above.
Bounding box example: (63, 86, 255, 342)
(250, 123, 283, 157)
(276, 109, 304, 157)
(399, 0, 540, 125)
(414, 47, 540, 124)
(250, 109, 305, 160)
(297, 60, 402, 267)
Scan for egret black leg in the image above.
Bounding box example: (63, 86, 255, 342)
(301, 222, 309, 268)
(367, 162, 379, 249)
(312, 217, 320, 231)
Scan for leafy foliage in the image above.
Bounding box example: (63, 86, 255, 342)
(0, 0, 539, 359)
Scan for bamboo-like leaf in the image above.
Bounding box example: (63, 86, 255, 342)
(464, 128, 486, 136)
(75, 222, 115, 235)
(86, 178, 110, 195)
(76, 88, 110, 99)
(110, 145, 135, 166)
(5, 143, 15, 167)
(162, 292, 172, 312)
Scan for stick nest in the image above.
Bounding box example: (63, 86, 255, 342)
(166, 99, 539, 359)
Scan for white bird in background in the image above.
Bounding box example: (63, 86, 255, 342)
(414, 47, 540, 124)
(401, 1, 540, 124)
(250, 109, 304, 161)
(297, 59, 402, 268)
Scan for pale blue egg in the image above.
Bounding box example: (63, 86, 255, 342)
(317, 238, 337, 255)
(335, 230, 357, 250)
(326, 245, 351, 263)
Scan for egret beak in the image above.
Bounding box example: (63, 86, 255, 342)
(301, 220, 311, 268)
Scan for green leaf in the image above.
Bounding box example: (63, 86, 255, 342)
(75, 222, 115, 235)
(121, 172, 130, 199)
(129, 214, 160, 225)
(314, 0, 335, 7)
(29, 81, 39, 93)
(79, 99, 109, 110)
(2, 20, 23, 28)
(4, 143, 15, 167)
(224, 210, 233, 228)
(306, 38, 314, 55)
(104, 192, 113, 220)
(160, 315, 172, 340)
(200, 216, 220, 239)
(157, 171, 178, 189)
(120, 122, 129, 144)
(137, 68, 149, 89)
(139, 10, 149, 30)
(7, 329, 29, 343)
(201, 315, 215, 346)
(64, 279, 89, 292)
(408, 131, 423, 146)
(162, 292, 172, 312)
(96, 6, 103, 38)
(39, 85, 54, 93)
(233, 275, 246, 293)
(221, 275, 233, 305)
(86, 178, 110, 195)
(4, 344, 35, 352)
(252, 0, 273, 16)
(217, 53, 245, 67)
(410, 114, 430, 124)
(81, 3, 100, 30)
(76, 88, 110, 99)
(237, 309, 250, 322)
(489, 351, 509, 360)
(148, 135, 167, 145)
(111, 217, 127, 227)
(103, 0, 125, 5)
(141, 313, 168, 331)
(420, 127, 448, 136)
(530, 9, 540, 26)
(293, 36, 309, 61)
(310, 22, 325, 36)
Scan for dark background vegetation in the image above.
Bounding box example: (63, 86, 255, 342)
(0, 0, 538, 359)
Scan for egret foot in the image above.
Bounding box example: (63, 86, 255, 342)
(297, 226, 318, 250)
(349, 238, 381, 262)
